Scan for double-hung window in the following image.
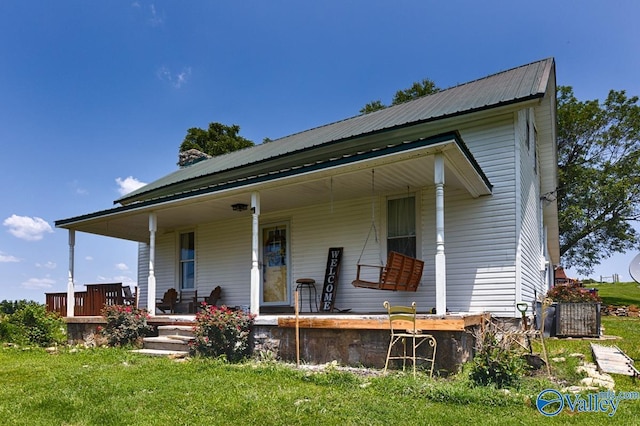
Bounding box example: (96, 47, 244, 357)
(179, 232, 195, 290)
(387, 195, 416, 258)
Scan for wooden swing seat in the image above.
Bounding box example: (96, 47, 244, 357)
(352, 251, 424, 292)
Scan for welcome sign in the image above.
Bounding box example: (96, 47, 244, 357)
(320, 247, 343, 312)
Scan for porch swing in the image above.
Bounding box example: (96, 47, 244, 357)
(351, 171, 424, 292)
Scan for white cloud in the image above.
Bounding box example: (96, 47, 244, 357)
(157, 66, 192, 89)
(36, 261, 57, 269)
(115, 262, 129, 271)
(0, 252, 20, 263)
(3, 215, 53, 241)
(116, 176, 147, 196)
(69, 180, 88, 195)
(131, 2, 164, 27)
(148, 4, 164, 26)
(85, 256, 94, 261)
(21, 277, 55, 290)
(114, 275, 137, 287)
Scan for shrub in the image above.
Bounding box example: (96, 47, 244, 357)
(191, 305, 255, 362)
(468, 327, 527, 389)
(101, 305, 153, 347)
(0, 303, 66, 346)
(1, 299, 41, 315)
(546, 283, 602, 303)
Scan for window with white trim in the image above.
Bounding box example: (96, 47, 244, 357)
(387, 195, 416, 258)
(179, 231, 195, 290)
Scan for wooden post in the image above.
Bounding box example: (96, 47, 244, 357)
(148, 213, 157, 316)
(295, 290, 300, 367)
(251, 192, 261, 316)
(66, 230, 75, 317)
(434, 154, 447, 315)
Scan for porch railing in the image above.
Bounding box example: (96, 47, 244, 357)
(45, 283, 135, 316)
(45, 291, 89, 316)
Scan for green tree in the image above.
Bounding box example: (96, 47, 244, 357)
(179, 122, 254, 163)
(360, 78, 440, 114)
(360, 100, 386, 114)
(392, 78, 440, 104)
(557, 86, 640, 274)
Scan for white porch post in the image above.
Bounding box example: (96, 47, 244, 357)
(434, 154, 447, 315)
(250, 192, 261, 316)
(66, 230, 75, 317)
(148, 213, 157, 316)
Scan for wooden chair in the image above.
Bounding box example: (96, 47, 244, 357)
(383, 301, 437, 378)
(123, 286, 137, 306)
(156, 288, 178, 314)
(352, 251, 424, 292)
(198, 286, 222, 307)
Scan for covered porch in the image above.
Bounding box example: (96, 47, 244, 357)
(55, 132, 492, 320)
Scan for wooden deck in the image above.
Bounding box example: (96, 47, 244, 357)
(46, 283, 136, 316)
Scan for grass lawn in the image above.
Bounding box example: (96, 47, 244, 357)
(589, 281, 640, 307)
(2, 318, 639, 426)
(1, 283, 639, 425)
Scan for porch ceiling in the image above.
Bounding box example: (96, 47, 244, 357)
(56, 139, 491, 242)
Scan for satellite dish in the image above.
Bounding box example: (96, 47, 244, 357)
(629, 253, 640, 283)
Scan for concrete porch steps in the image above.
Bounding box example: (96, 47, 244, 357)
(132, 325, 195, 358)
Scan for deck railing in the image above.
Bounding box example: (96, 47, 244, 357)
(45, 283, 136, 316)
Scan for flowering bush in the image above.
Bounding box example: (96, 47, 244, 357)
(190, 305, 255, 362)
(101, 305, 153, 347)
(546, 283, 602, 303)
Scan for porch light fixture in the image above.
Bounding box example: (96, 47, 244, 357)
(231, 203, 248, 212)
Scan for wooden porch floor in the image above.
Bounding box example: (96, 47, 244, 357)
(273, 312, 489, 331)
(64, 312, 489, 332)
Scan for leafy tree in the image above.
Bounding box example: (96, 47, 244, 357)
(0, 299, 39, 315)
(179, 122, 254, 164)
(360, 100, 386, 115)
(392, 78, 440, 104)
(557, 86, 640, 274)
(360, 78, 440, 114)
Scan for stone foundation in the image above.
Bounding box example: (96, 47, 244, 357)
(253, 325, 478, 375)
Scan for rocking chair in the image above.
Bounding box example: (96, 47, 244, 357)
(198, 286, 222, 307)
(156, 288, 178, 314)
(352, 251, 424, 292)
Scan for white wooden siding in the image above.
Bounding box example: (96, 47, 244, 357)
(197, 218, 252, 307)
(517, 108, 546, 315)
(139, 111, 551, 317)
(438, 115, 519, 314)
(153, 232, 176, 302)
(137, 243, 149, 309)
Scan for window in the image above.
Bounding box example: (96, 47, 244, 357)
(179, 232, 195, 290)
(387, 195, 416, 258)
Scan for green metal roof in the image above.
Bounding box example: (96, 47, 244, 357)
(117, 57, 554, 206)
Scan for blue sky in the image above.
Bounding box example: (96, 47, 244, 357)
(1, 1, 639, 303)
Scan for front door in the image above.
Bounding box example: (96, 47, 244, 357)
(261, 222, 290, 306)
